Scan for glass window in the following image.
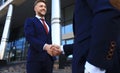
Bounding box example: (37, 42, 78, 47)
(66, 39, 73, 44)
(62, 39, 73, 45)
(15, 38, 25, 49)
(62, 24, 73, 34)
(61, 40, 65, 45)
(65, 24, 73, 34)
(4, 37, 26, 61)
(61, 5, 74, 35)
(61, 26, 65, 35)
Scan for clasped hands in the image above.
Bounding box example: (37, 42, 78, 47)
(44, 44, 62, 56)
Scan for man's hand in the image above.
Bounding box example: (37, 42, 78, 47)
(44, 44, 62, 56)
(51, 44, 62, 56)
(44, 44, 53, 56)
(110, 0, 120, 10)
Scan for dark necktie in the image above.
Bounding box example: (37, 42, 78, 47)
(41, 19, 48, 34)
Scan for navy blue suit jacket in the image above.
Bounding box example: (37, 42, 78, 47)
(24, 17, 54, 62)
(73, 0, 120, 73)
(63, 44, 73, 56)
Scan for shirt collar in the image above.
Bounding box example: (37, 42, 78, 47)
(35, 15, 45, 20)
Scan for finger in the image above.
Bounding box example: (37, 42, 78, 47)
(47, 48, 53, 56)
(52, 44, 60, 49)
(52, 49, 61, 56)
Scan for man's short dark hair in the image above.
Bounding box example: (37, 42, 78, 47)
(34, 0, 47, 7)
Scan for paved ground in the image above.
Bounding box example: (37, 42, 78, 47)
(0, 61, 72, 73)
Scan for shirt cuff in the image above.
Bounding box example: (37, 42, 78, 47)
(85, 61, 106, 73)
(43, 43, 47, 50)
(60, 45, 65, 54)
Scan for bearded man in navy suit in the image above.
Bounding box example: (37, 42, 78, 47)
(70, 0, 120, 73)
(24, 0, 60, 73)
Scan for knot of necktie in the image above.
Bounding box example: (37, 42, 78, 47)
(41, 18, 45, 21)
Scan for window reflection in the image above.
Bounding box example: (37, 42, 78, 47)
(66, 39, 73, 44)
(62, 24, 73, 35)
(4, 37, 28, 62)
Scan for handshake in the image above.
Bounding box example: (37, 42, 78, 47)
(44, 44, 62, 56)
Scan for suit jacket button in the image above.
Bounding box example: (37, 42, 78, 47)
(106, 55, 112, 60)
(110, 46, 115, 51)
(108, 51, 113, 56)
(111, 41, 116, 47)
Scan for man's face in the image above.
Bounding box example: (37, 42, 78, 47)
(34, 2, 47, 17)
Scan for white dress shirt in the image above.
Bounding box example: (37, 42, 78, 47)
(85, 61, 106, 73)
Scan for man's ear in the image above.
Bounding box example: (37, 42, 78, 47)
(34, 6, 36, 12)
(110, 0, 120, 10)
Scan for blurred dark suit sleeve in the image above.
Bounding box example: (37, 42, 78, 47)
(63, 44, 73, 56)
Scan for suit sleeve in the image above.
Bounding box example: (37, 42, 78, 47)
(86, 0, 120, 69)
(86, 0, 119, 13)
(63, 44, 73, 56)
(24, 18, 45, 52)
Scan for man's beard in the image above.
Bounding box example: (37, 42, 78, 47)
(38, 12, 46, 17)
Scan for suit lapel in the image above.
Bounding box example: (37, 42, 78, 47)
(32, 17, 50, 35)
